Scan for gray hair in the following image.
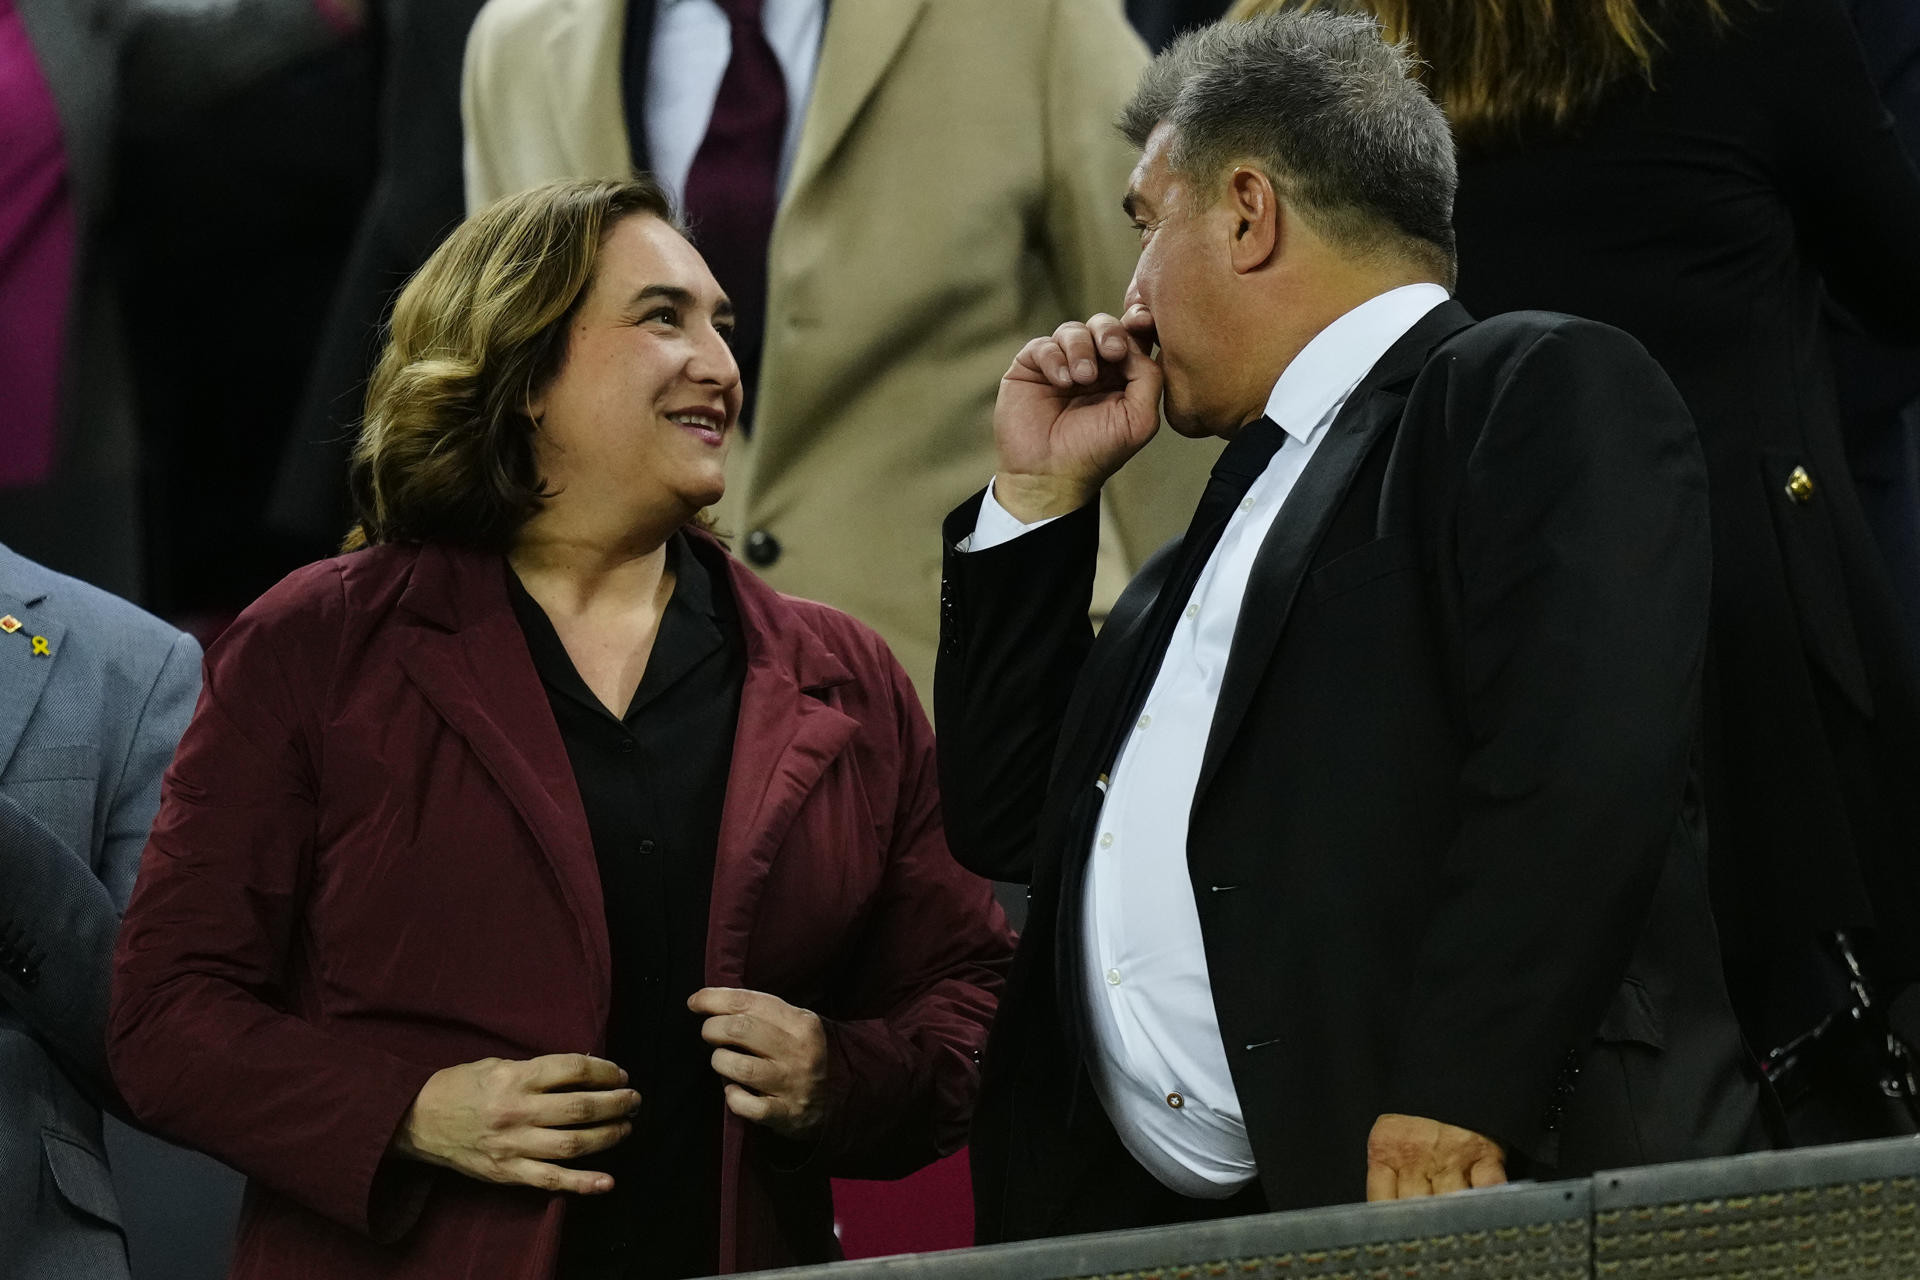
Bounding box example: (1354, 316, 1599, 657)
(1119, 11, 1457, 282)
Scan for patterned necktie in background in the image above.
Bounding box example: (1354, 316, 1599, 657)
(681, 0, 787, 433)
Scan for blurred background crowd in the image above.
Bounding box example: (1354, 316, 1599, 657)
(3, 0, 1918, 1275)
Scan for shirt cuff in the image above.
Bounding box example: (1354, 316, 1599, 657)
(959, 478, 1064, 552)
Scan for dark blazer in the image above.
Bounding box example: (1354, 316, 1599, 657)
(1448, 0, 1920, 1045)
(108, 533, 1013, 1278)
(0, 544, 200, 1279)
(937, 303, 1766, 1241)
(270, 0, 491, 546)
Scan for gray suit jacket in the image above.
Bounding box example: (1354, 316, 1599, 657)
(0, 544, 200, 1279)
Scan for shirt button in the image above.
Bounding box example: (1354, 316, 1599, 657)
(1167, 1092, 1186, 1110)
(1106, 968, 1122, 986)
(1239, 496, 1254, 513)
(1099, 832, 1114, 848)
(1185, 602, 1199, 620)
(638, 839, 656, 855)
(1136, 713, 1151, 730)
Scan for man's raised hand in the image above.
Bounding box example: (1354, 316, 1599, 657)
(992, 310, 1163, 524)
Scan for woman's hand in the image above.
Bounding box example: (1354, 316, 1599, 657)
(690, 988, 829, 1140)
(389, 1053, 638, 1194)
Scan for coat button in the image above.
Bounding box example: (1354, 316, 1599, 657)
(1786, 466, 1815, 504)
(745, 529, 782, 566)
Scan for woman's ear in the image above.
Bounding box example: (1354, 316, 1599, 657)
(1227, 166, 1281, 274)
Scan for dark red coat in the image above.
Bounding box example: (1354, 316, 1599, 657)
(108, 537, 1012, 1278)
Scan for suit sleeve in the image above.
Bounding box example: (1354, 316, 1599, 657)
(802, 628, 1016, 1179)
(934, 492, 1103, 884)
(0, 631, 199, 1111)
(1384, 321, 1712, 1166)
(109, 569, 437, 1242)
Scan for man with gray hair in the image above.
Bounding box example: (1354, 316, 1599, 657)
(936, 11, 1768, 1240)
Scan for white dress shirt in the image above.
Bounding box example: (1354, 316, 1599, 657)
(969, 283, 1451, 1197)
(645, 0, 825, 204)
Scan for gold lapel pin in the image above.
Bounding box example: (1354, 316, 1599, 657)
(29, 636, 51, 657)
(0, 615, 19, 634)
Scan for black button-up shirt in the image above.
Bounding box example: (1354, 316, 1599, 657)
(507, 534, 744, 1280)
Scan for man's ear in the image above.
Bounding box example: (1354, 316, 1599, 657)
(1226, 166, 1280, 275)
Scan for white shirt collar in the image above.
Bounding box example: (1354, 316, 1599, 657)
(1261, 283, 1452, 443)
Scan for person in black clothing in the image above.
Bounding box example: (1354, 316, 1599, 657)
(268, 0, 491, 553)
(937, 12, 1763, 1242)
(1835, 0, 1920, 652)
(1234, 0, 1920, 1143)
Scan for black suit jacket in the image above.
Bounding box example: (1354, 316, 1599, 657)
(936, 303, 1766, 1241)
(1450, 0, 1920, 1046)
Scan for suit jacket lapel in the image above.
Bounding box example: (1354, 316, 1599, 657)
(783, 0, 929, 204)
(0, 552, 64, 776)
(394, 547, 611, 1015)
(1193, 301, 1476, 805)
(1050, 537, 1178, 793)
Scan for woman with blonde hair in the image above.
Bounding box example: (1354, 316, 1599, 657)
(107, 175, 1013, 1279)
(1234, 0, 1920, 1144)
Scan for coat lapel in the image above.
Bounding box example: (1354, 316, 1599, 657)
(393, 546, 611, 1015)
(1050, 537, 1179, 791)
(699, 539, 856, 1276)
(703, 545, 857, 990)
(782, 0, 930, 204)
(1193, 301, 1476, 805)
(0, 550, 64, 775)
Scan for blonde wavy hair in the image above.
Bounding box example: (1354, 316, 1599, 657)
(344, 176, 679, 552)
(1228, 0, 1731, 140)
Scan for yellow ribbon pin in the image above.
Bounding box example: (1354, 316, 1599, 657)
(29, 636, 50, 657)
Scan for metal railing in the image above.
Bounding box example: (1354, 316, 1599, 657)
(737, 1136, 1920, 1279)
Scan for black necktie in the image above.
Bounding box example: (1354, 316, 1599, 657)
(1100, 415, 1290, 771)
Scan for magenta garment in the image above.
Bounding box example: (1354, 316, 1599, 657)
(0, 0, 74, 489)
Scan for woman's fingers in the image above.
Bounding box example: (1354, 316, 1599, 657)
(501, 1157, 617, 1196)
(711, 1046, 778, 1092)
(515, 1118, 634, 1163)
(722, 1082, 775, 1124)
(520, 1085, 640, 1130)
(524, 1052, 626, 1092)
